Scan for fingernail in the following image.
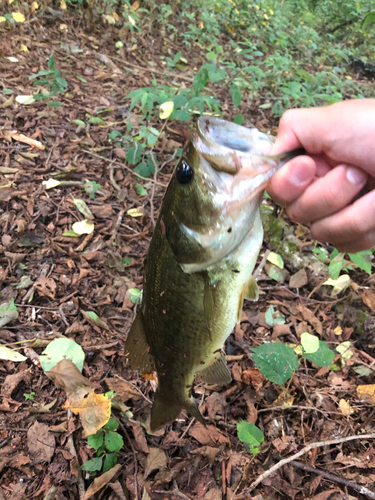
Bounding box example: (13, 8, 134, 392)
(290, 162, 313, 187)
(346, 166, 368, 186)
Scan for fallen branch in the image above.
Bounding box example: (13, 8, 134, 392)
(236, 433, 375, 498)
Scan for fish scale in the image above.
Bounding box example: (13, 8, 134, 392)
(125, 116, 304, 431)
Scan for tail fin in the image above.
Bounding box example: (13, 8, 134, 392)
(150, 391, 205, 432)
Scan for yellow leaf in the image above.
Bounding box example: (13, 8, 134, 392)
(12, 12, 25, 22)
(43, 179, 61, 190)
(198, 20, 204, 29)
(20, 44, 29, 52)
(264, 13, 269, 19)
(6, 57, 19, 62)
(0, 346, 27, 362)
(64, 389, 111, 436)
(72, 219, 94, 235)
(60, 23, 68, 31)
(159, 101, 174, 120)
(339, 399, 354, 415)
(128, 15, 135, 25)
(334, 326, 342, 336)
(0, 17, 6, 23)
(16, 95, 35, 105)
(112, 11, 119, 21)
(357, 384, 375, 405)
(9, 0, 15, 4)
(31, 1, 39, 12)
(337, 341, 354, 366)
(105, 14, 116, 24)
(60, 0, 67, 9)
(132, 0, 140, 10)
(274, 390, 294, 407)
(269, 9, 274, 14)
(127, 207, 145, 217)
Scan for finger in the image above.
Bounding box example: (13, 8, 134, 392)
(310, 190, 375, 249)
(266, 156, 316, 205)
(333, 230, 375, 253)
(286, 165, 368, 224)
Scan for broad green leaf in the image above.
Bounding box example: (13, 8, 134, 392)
(89, 117, 106, 125)
(300, 332, 319, 354)
(363, 11, 375, 28)
(237, 421, 264, 454)
(0, 298, 18, 327)
(267, 252, 284, 269)
(0, 345, 27, 362)
(233, 114, 244, 125)
(122, 257, 132, 267)
(73, 199, 93, 219)
(39, 338, 85, 372)
(353, 366, 373, 377)
(302, 340, 335, 367)
(103, 453, 117, 472)
(105, 432, 123, 452)
(265, 305, 285, 326)
(135, 184, 147, 196)
(172, 109, 191, 121)
(87, 430, 103, 451)
(81, 457, 102, 472)
(328, 252, 347, 279)
(73, 119, 86, 127)
(104, 418, 119, 432)
(127, 288, 142, 304)
(230, 83, 242, 108)
(348, 250, 372, 275)
(250, 343, 299, 385)
(126, 145, 144, 165)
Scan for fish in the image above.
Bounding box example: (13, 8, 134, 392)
(125, 116, 304, 431)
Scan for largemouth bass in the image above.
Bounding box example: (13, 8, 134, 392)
(125, 116, 303, 431)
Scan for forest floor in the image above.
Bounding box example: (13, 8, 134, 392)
(0, 12, 375, 500)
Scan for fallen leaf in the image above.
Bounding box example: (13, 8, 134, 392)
(72, 219, 94, 235)
(273, 390, 294, 407)
(289, 268, 308, 288)
(16, 95, 35, 105)
(190, 445, 220, 464)
(27, 421, 55, 462)
(128, 420, 149, 453)
(46, 359, 94, 393)
(362, 289, 375, 312)
(357, 384, 375, 405)
(0, 298, 19, 327)
(0, 345, 27, 362)
(144, 447, 168, 479)
(338, 398, 355, 415)
(34, 276, 56, 298)
(43, 178, 61, 189)
(337, 341, 354, 366)
(189, 423, 230, 447)
(83, 464, 121, 500)
(323, 274, 351, 296)
(127, 207, 145, 217)
(242, 368, 265, 393)
(105, 377, 143, 402)
(205, 488, 222, 500)
(9, 130, 45, 150)
(64, 389, 111, 436)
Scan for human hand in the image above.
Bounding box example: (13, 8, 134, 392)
(267, 99, 375, 253)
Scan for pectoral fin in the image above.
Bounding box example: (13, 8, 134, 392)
(197, 350, 232, 385)
(244, 276, 259, 301)
(124, 311, 155, 372)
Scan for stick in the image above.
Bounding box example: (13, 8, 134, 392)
(236, 433, 375, 497)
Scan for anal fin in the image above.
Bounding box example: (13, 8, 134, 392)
(124, 311, 155, 372)
(197, 350, 232, 385)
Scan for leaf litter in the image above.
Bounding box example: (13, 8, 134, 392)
(0, 11, 374, 500)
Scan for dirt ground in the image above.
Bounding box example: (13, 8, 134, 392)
(0, 12, 375, 500)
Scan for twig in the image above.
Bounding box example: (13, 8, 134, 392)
(109, 209, 125, 245)
(178, 417, 195, 441)
(81, 150, 167, 186)
(113, 375, 152, 404)
(257, 405, 345, 417)
(236, 433, 375, 497)
(253, 249, 270, 280)
(22, 263, 50, 304)
(153, 480, 191, 500)
(109, 160, 121, 192)
(283, 457, 375, 499)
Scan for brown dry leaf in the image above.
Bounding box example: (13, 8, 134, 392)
(105, 377, 143, 402)
(338, 398, 355, 415)
(289, 268, 308, 289)
(34, 276, 56, 299)
(64, 390, 111, 436)
(189, 423, 230, 447)
(128, 420, 149, 453)
(205, 488, 222, 500)
(9, 130, 45, 150)
(362, 289, 375, 312)
(83, 463, 121, 500)
(90, 204, 113, 218)
(46, 359, 94, 394)
(357, 384, 375, 405)
(241, 368, 265, 393)
(27, 421, 55, 463)
(296, 304, 322, 334)
(144, 447, 168, 479)
(206, 392, 224, 420)
(190, 445, 220, 464)
(1, 367, 32, 397)
(0, 187, 17, 201)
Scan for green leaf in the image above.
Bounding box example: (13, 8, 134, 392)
(103, 453, 117, 473)
(3, 88, 13, 95)
(122, 257, 133, 267)
(237, 421, 264, 454)
(104, 418, 119, 432)
(329, 252, 347, 279)
(233, 114, 244, 125)
(87, 430, 104, 451)
(0, 345, 27, 362)
(81, 457, 102, 472)
(77, 75, 87, 83)
(105, 432, 123, 452)
(264, 305, 285, 326)
(135, 184, 147, 196)
(206, 51, 216, 61)
(353, 365, 373, 377)
(302, 340, 335, 367)
(267, 252, 284, 269)
(73, 198, 93, 219)
(171, 109, 191, 121)
(363, 11, 375, 28)
(62, 229, 80, 237)
(300, 332, 320, 354)
(126, 145, 144, 165)
(127, 288, 143, 304)
(39, 338, 85, 372)
(251, 343, 299, 385)
(348, 250, 372, 275)
(89, 117, 106, 125)
(0, 298, 19, 327)
(73, 119, 86, 128)
(84, 180, 101, 200)
(230, 84, 242, 108)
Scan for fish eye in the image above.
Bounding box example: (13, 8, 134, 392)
(176, 160, 193, 184)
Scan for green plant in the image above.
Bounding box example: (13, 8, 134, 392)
(82, 418, 123, 474)
(24, 392, 36, 401)
(29, 54, 68, 108)
(237, 421, 264, 455)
